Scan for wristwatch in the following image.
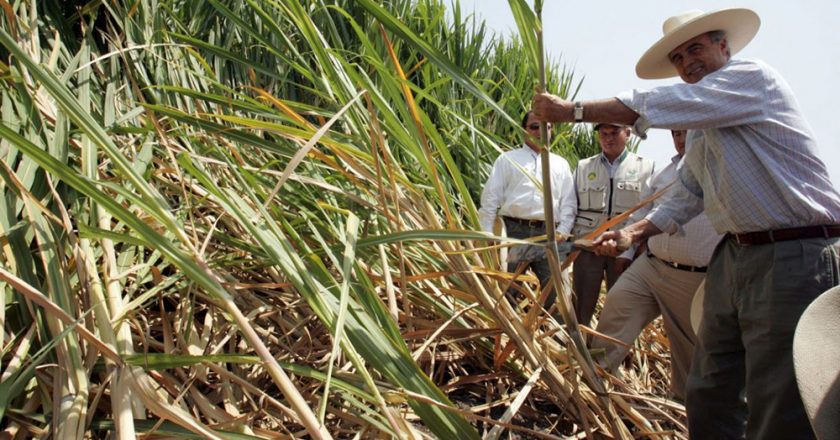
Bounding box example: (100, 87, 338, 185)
(573, 101, 584, 122)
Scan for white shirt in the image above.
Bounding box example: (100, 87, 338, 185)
(617, 58, 840, 234)
(619, 154, 722, 267)
(479, 145, 577, 234)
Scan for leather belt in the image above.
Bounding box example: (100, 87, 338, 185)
(728, 225, 840, 246)
(503, 216, 546, 229)
(646, 250, 707, 273)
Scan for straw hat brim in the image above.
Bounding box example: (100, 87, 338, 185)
(636, 8, 760, 80)
(793, 285, 840, 439)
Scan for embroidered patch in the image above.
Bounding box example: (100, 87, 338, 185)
(626, 169, 638, 178)
(587, 172, 597, 181)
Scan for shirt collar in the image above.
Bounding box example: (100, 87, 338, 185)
(600, 149, 628, 165)
(670, 154, 682, 165)
(520, 143, 540, 156)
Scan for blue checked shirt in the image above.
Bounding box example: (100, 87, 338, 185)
(617, 58, 840, 234)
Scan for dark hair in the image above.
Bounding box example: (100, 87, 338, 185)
(521, 111, 533, 129)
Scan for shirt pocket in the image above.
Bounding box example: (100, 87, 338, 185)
(578, 185, 607, 211)
(613, 180, 642, 211)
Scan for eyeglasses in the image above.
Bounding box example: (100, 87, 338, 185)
(527, 124, 550, 130)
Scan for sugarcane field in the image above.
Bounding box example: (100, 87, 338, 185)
(1, 0, 839, 439)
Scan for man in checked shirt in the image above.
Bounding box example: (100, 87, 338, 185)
(532, 8, 840, 440)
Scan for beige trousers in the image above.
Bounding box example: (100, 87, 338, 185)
(591, 252, 704, 399)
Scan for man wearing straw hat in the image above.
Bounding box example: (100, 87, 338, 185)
(532, 8, 840, 439)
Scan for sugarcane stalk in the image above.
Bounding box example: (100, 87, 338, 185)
(533, 1, 631, 438)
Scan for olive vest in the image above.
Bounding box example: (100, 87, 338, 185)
(573, 151, 655, 237)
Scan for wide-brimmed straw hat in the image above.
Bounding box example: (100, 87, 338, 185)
(635, 8, 761, 79)
(793, 285, 840, 439)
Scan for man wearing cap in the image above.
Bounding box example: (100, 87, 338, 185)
(532, 8, 840, 439)
(571, 123, 653, 327)
(478, 111, 576, 311)
(591, 129, 721, 401)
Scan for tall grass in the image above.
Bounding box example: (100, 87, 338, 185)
(0, 0, 684, 438)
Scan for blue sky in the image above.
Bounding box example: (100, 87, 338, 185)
(462, 0, 840, 186)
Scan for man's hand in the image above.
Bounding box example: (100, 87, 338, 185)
(554, 231, 573, 242)
(615, 257, 633, 274)
(591, 230, 634, 257)
(532, 93, 573, 123)
(591, 219, 663, 257)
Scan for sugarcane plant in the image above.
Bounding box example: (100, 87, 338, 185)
(0, 0, 685, 438)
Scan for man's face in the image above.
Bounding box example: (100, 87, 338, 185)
(671, 130, 686, 156)
(597, 125, 629, 158)
(667, 32, 730, 84)
(524, 113, 551, 148)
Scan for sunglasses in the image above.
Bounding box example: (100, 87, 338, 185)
(527, 123, 550, 130)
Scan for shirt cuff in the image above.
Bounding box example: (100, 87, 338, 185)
(647, 209, 683, 235)
(616, 91, 650, 140)
(619, 244, 637, 260)
(556, 223, 573, 236)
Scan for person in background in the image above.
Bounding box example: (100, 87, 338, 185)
(571, 123, 653, 327)
(478, 111, 576, 312)
(532, 8, 840, 439)
(591, 129, 721, 400)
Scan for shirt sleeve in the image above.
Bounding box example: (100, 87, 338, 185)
(555, 159, 577, 235)
(628, 162, 656, 225)
(617, 59, 769, 137)
(479, 156, 506, 233)
(646, 161, 705, 234)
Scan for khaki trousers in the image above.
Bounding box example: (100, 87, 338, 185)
(686, 236, 839, 440)
(592, 253, 704, 399)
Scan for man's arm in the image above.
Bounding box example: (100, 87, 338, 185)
(478, 158, 506, 233)
(595, 162, 706, 257)
(532, 95, 640, 126)
(555, 159, 577, 235)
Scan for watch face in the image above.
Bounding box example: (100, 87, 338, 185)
(574, 103, 583, 121)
